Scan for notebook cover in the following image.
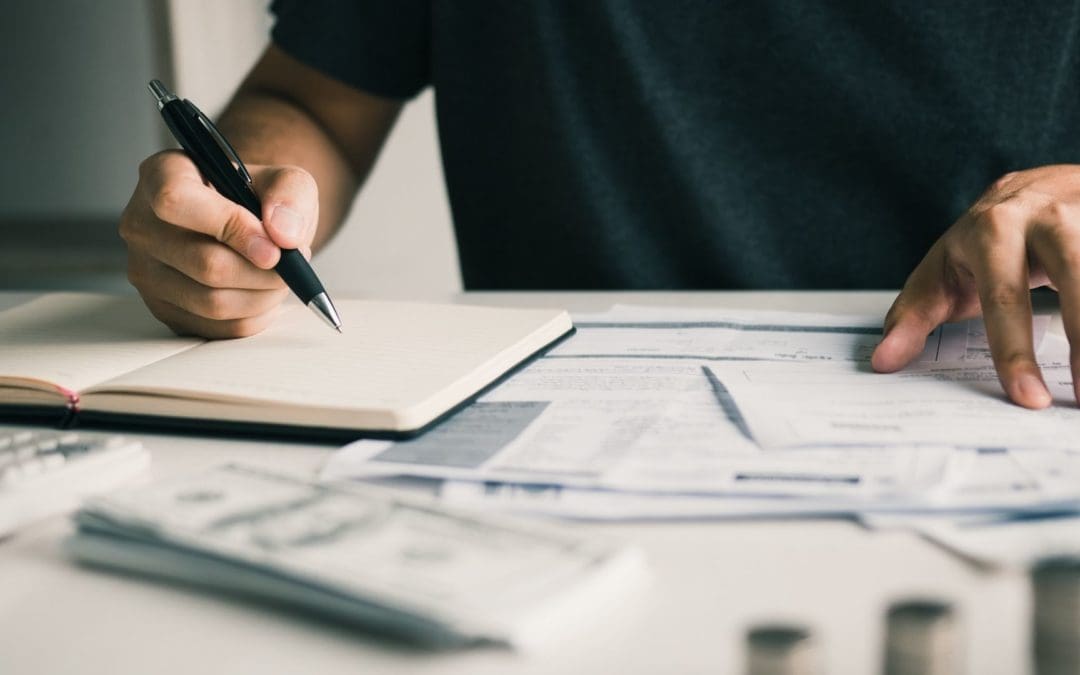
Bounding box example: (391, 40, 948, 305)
(0, 404, 71, 428)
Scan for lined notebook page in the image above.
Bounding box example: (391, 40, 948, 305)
(0, 294, 202, 395)
(90, 300, 569, 425)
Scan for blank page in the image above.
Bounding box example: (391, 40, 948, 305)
(0, 294, 202, 396)
(89, 300, 571, 429)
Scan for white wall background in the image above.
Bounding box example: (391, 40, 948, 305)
(168, 0, 461, 298)
(0, 1, 163, 219)
(0, 0, 166, 289)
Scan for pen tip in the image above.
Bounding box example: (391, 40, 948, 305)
(306, 292, 342, 332)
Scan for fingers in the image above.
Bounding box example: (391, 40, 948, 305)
(871, 244, 955, 373)
(254, 166, 320, 250)
(129, 255, 289, 328)
(138, 151, 279, 269)
(123, 152, 321, 339)
(872, 198, 1051, 411)
(141, 295, 282, 340)
(1030, 222, 1080, 403)
(968, 204, 1050, 409)
(121, 216, 283, 290)
(875, 166, 1073, 410)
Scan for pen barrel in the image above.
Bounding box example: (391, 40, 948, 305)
(275, 248, 325, 303)
(159, 101, 262, 215)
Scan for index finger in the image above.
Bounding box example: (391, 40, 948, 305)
(139, 152, 279, 269)
(1029, 223, 1080, 405)
(970, 206, 1051, 409)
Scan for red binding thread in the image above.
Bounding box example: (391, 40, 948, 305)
(55, 385, 81, 412)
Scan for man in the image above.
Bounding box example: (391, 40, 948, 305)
(120, 2, 1080, 410)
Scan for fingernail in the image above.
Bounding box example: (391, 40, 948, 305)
(269, 205, 305, 243)
(1016, 373, 1052, 408)
(245, 236, 279, 267)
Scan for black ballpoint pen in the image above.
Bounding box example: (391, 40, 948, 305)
(146, 79, 342, 332)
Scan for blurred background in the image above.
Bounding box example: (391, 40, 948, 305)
(0, 0, 461, 296)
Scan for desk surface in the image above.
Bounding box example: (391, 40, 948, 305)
(0, 291, 1056, 675)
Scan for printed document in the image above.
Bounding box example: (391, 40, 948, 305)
(550, 304, 1022, 364)
(322, 307, 1045, 506)
(707, 347, 1076, 451)
(432, 446, 1080, 520)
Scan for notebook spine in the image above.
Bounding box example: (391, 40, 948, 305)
(56, 386, 80, 428)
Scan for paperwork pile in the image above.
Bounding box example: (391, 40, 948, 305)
(67, 464, 646, 649)
(320, 305, 1080, 563)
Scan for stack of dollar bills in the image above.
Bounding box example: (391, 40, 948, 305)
(65, 464, 647, 649)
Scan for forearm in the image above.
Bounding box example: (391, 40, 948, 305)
(216, 93, 354, 251)
(215, 46, 403, 252)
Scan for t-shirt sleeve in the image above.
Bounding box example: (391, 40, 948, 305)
(269, 0, 430, 100)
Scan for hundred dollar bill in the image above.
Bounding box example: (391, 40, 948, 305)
(65, 463, 647, 648)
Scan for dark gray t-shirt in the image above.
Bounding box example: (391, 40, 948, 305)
(271, 1, 1080, 290)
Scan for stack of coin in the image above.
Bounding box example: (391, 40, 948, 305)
(883, 600, 958, 675)
(1032, 557, 1080, 675)
(746, 624, 820, 675)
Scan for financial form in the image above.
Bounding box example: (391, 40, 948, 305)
(706, 331, 1071, 452)
(322, 307, 1043, 513)
(550, 304, 1004, 363)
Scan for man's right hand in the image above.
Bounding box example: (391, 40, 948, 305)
(119, 150, 319, 339)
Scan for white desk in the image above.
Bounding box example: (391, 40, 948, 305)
(0, 291, 1057, 675)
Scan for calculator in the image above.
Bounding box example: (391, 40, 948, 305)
(0, 428, 148, 539)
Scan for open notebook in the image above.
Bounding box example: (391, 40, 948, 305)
(0, 294, 573, 440)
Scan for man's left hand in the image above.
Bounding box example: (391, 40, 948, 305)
(871, 164, 1080, 408)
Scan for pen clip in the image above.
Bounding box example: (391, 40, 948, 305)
(189, 102, 254, 186)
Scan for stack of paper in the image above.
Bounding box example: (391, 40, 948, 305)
(66, 464, 647, 649)
(320, 305, 1080, 565)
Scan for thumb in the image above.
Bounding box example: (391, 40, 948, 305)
(871, 262, 954, 374)
(252, 166, 319, 250)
